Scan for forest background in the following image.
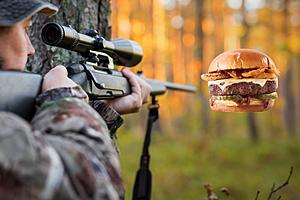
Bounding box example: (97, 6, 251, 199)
(28, 0, 300, 199)
(111, 0, 300, 199)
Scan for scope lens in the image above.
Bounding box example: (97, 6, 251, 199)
(41, 24, 63, 45)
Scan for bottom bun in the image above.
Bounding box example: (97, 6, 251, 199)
(209, 98, 275, 112)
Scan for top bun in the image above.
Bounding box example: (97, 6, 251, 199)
(208, 49, 276, 72)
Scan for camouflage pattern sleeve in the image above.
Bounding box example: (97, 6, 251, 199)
(31, 87, 125, 199)
(0, 112, 67, 200)
(90, 100, 124, 137)
(36, 86, 124, 136)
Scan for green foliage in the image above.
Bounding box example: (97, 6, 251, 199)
(118, 132, 300, 200)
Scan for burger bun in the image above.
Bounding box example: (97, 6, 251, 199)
(209, 98, 275, 112)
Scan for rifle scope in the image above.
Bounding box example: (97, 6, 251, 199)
(41, 22, 143, 67)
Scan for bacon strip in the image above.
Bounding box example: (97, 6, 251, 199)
(201, 67, 280, 81)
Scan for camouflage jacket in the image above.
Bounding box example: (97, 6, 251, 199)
(0, 86, 124, 200)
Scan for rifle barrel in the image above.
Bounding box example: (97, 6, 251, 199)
(144, 78, 196, 96)
(163, 81, 196, 93)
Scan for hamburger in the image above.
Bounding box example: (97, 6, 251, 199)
(201, 49, 280, 112)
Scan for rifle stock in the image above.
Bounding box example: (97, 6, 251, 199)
(0, 71, 42, 121)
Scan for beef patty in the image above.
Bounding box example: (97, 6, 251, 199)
(209, 80, 277, 96)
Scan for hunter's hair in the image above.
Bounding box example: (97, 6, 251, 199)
(0, 26, 10, 69)
(0, 26, 10, 34)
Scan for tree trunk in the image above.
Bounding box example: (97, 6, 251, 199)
(293, 53, 300, 135)
(240, 0, 260, 141)
(195, 0, 210, 134)
(294, 54, 300, 135)
(282, 63, 296, 135)
(27, 0, 111, 74)
(280, 0, 298, 136)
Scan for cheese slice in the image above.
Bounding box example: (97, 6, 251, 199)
(222, 99, 263, 106)
(208, 78, 278, 91)
(211, 98, 266, 107)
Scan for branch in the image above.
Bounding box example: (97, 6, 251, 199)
(220, 187, 230, 197)
(254, 191, 260, 200)
(266, 166, 293, 200)
(204, 183, 218, 200)
(276, 196, 282, 200)
(267, 184, 276, 200)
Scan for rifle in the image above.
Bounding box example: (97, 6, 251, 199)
(40, 22, 196, 97)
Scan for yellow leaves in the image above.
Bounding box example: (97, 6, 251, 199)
(249, 25, 269, 40)
(272, 12, 286, 31)
(288, 33, 300, 53)
(183, 33, 195, 47)
(246, 25, 271, 49)
(132, 20, 146, 35)
(235, 25, 246, 37)
(183, 18, 196, 47)
(273, 51, 289, 74)
(118, 19, 131, 36)
(202, 17, 215, 35)
(256, 9, 271, 24)
(184, 18, 195, 32)
(141, 33, 153, 54)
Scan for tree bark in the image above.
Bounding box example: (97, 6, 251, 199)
(27, 0, 111, 74)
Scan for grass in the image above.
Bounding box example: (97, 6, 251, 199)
(117, 131, 300, 200)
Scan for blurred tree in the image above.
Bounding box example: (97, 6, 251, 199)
(195, 0, 210, 133)
(281, 0, 296, 136)
(281, 0, 300, 136)
(212, 0, 227, 136)
(240, 0, 260, 141)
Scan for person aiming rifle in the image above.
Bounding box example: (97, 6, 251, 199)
(0, 0, 151, 199)
(0, 0, 197, 199)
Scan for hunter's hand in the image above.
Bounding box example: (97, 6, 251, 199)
(105, 68, 151, 115)
(42, 65, 89, 102)
(43, 65, 78, 92)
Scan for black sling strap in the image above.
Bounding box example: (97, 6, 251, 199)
(132, 95, 159, 200)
